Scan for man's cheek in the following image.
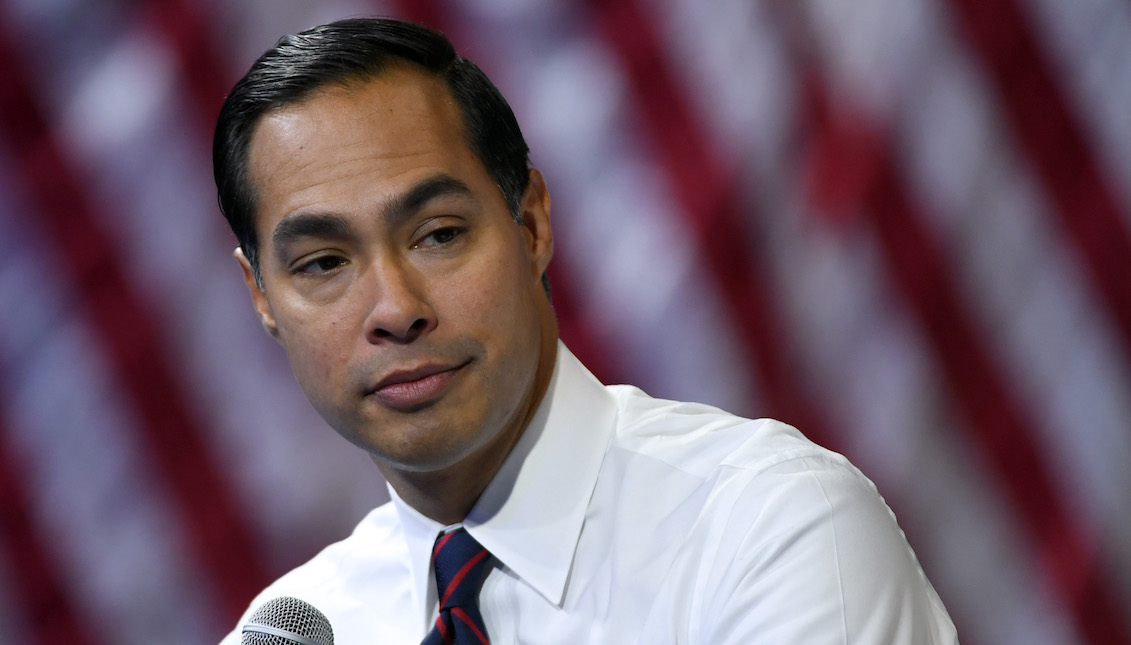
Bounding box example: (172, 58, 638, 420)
(284, 344, 337, 401)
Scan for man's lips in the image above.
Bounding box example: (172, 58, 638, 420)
(368, 361, 468, 410)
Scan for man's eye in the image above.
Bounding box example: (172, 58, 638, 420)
(296, 256, 345, 274)
(415, 226, 465, 248)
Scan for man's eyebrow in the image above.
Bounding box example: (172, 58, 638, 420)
(269, 175, 474, 249)
(382, 174, 475, 223)
(271, 212, 353, 248)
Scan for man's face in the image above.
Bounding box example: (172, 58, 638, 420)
(240, 66, 555, 479)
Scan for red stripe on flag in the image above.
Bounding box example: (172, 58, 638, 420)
(946, 0, 1131, 369)
(799, 76, 1131, 645)
(142, 0, 241, 136)
(0, 400, 97, 645)
(0, 16, 268, 625)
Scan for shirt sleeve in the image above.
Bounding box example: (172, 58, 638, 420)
(699, 456, 958, 644)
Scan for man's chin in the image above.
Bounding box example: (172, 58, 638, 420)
(359, 427, 479, 475)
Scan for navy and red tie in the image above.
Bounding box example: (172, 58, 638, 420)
(421, 528, 493, 645)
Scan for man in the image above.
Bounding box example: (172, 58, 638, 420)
(215, 17, 956, 644)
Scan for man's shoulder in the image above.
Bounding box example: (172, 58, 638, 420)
(591, 386, 956, 644)
(271, 501, 404, 587)
(218, 502, 406, 643)
(604, 384, 852, 481)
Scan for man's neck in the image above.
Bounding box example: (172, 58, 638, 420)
(381, 423, 526, 525)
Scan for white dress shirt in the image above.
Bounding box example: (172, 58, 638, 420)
(221, 343, 957, 644)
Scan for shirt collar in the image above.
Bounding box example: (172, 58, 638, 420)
(391, 342, 617, 611)
(388, 482, 445, 625)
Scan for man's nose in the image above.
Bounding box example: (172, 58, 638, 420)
(361, 260, 437, 344)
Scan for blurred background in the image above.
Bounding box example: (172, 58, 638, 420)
(1, 0, 1129, 643)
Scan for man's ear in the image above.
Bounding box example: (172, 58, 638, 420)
(520, 168, 553, 282)
(235, 248, 280, 340)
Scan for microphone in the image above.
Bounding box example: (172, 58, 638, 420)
(241, 596, 334, 645)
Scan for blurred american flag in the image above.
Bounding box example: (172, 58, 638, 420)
(1, 0, 1129, 643)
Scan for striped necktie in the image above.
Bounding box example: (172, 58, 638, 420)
(421, 528, 493, 645)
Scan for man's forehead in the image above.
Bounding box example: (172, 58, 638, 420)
(245, 67, 476, 216)
(252, 66, 461, 152)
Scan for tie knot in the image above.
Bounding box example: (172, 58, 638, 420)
(432, 528, 493, 611)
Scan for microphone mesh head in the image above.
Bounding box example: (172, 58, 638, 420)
(241, 596, 334, 645)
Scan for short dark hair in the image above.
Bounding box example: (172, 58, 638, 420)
(213, 18, 532, 286)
